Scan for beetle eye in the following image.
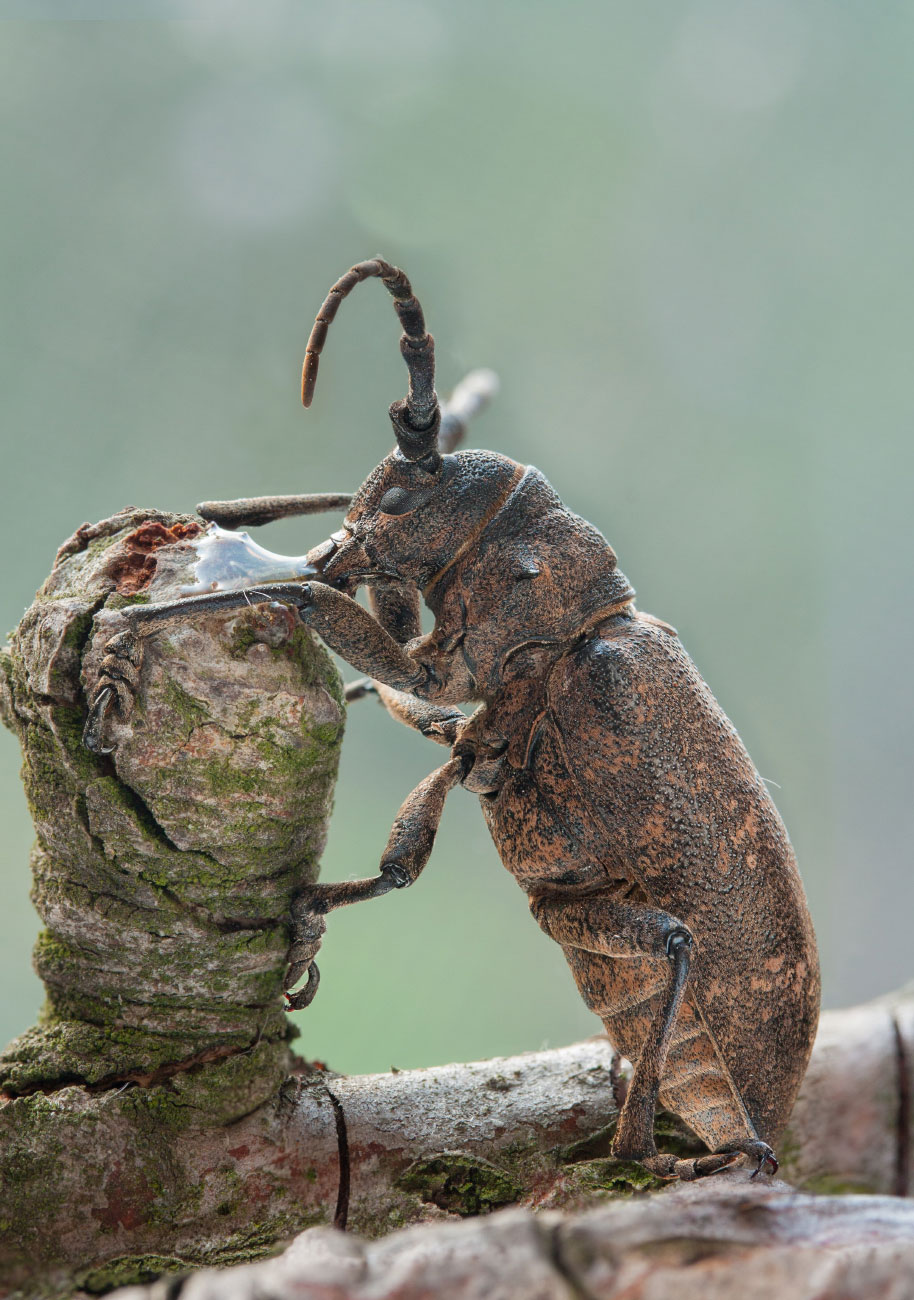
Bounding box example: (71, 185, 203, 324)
(378, 485, 435, 516)
(378, 487, 411, 515)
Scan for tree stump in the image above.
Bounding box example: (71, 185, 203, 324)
(0, 510, 344, 1293)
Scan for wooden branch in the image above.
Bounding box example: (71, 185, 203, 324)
(112, 1175, 914, 1300)
(2, 994, 913, 1296)
(2, 512, 913, 1298)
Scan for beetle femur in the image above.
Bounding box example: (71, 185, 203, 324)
(302, 258, 441, 464)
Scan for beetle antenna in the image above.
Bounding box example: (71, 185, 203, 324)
(302, 258, 440, 464)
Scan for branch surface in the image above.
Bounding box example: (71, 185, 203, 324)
(114, 1176, 914, 1300)
(2, 512, 912, 1299)
(3, 994, 913, 1296)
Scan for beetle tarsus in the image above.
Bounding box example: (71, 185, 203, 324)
(642, 1150, 739, 1180)
(746, 1142, 779, 1178)
(284, 962, 320, 1011)
(82, 627, 148, 753)
(690, 1151, 742, 1178)
(82, 684, 117, 754)
(284, 898, 328, 1010)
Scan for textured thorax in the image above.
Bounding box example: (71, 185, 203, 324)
(424, 467, 635, 700)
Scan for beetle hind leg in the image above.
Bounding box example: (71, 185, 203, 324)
(650, 1138, 776, 1181)
(642, 1150, 740, 1181)
(531, 892, 695, 1168)
(532, 890, 774, 1180)
(610, 928, 693, 1166)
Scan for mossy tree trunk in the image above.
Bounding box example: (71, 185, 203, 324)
(0, 510, 345, 1294)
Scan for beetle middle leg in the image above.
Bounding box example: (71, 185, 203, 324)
(83, 578, 440, 754)
(530, 891, 749, 1179)
(284, 755, 465, 1009)
(355, 681, 468, 747)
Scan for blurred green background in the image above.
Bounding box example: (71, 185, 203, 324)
(1, 2, 911, 1076)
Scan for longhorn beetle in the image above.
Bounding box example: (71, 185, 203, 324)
(84, 258, 820, 1180)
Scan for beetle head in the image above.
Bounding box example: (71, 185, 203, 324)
(300, 259, 519, 595)
(298, 260, 635, 689)
(305, 446, 523, 595)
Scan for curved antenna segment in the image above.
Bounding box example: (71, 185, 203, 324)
(301, 258, 440, 462)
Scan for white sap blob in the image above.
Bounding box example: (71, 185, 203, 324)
(185, 524, 313, 594)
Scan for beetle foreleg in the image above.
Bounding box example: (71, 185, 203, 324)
(298, 583, 433, 694)
(284, 758, 464, 1009)
(83, 580, 441, 694)
(339, 587, 425, 700)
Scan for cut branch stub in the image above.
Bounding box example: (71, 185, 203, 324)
(0, 508, 344, 1097)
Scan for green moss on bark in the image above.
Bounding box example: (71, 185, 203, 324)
(395, 1152, 523, 1217)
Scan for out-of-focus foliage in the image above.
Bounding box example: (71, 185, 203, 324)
(1, 3, 911, 1074)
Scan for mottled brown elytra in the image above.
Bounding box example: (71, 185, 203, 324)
(84, 258, 820, 1180)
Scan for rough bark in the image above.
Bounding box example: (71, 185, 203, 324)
(113, 1175, 914, 1300)
(0, 509, 345, 1294)
(1, 512, 912, 1299)
(2, 994, 912, 1297)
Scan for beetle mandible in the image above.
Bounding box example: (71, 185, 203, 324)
(83, 258, 820, 1180)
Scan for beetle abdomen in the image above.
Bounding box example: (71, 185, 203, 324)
(479, 692, 770, 1152)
